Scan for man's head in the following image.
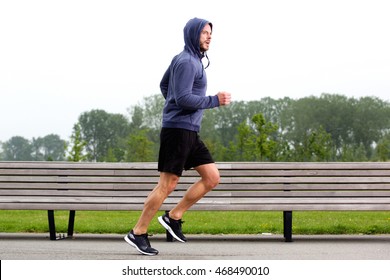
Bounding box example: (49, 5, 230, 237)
(183, 18, 213, 57)
(199, 23, 212, 52)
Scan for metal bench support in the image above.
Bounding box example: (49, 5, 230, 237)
(47, 210, 76, 240)
(283, 211, 293, 242)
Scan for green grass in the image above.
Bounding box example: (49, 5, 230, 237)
(1, 210, 390, 235)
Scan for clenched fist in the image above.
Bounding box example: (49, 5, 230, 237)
(217, 91, 232, 106)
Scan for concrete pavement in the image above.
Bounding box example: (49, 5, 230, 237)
(1, 232, 390, 260)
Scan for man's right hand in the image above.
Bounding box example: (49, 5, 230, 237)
(217, 91, 232, 106)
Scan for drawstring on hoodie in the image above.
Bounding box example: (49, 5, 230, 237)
(200, 52, 210, 78)
(204, 53, 210, 69)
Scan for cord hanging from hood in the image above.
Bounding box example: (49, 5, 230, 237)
(204, 53, 210, 69)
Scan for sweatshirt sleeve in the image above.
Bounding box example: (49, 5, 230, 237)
(173, 62, 219, 109)
(160, 67, 170, 99)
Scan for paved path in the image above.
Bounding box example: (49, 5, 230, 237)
(1, 233, 390, 260)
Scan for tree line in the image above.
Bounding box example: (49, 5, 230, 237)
(1, 93, 390, 162)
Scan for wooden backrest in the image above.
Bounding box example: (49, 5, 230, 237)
(1, 162, 390, 211)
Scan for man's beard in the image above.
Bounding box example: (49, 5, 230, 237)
(200, 43, 209, 52)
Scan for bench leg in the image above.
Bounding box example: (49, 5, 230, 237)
(48, 210, 57, 240)
(283, 211, 293, 242)
(67, 210, 76, 238)
(47, 210, 76, 240)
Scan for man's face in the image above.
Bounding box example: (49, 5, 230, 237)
(199, 24, 212, 52)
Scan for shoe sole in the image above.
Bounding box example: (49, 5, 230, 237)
(124, 235, 158, 256)
(158, 216, 186, 243)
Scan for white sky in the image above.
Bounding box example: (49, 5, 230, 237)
(1, 0, 389, 142)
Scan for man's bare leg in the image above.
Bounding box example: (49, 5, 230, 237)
(169, 163, 220, 220)
(133, 172, 179, 235)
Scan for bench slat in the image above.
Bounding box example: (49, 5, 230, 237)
(1, 189, 390, 198)
(2, 196, 390, 204)
(2, 175, 390, 184)
(2, 168, 390, 177)
(1, 203, 390, 211)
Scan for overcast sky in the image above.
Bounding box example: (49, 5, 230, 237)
(1, 0, 389, 142)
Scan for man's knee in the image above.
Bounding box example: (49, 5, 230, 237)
(158, 172, 180, 195)
(196, 164, 220, 191)
(204, 172, 220, 191)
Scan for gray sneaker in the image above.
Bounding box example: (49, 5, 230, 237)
(124, 230, 159, 255)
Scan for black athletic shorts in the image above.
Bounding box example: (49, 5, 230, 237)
(158, 127, 214, 177)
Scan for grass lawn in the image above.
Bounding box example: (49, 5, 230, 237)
(1, 210, 390, 235)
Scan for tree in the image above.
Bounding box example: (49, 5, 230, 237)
(66, 124, 88, 162)
(295, 126, 334, 161)
(127, 94, 164, 143)
(352, 97, 390, 158)
(31, 134, 66, 161)
(235, 121, 257, 161)
(2, 136, 33, 161)
(376, 135, 390, 162)
(128, 105, 144, 132)
(125, 129, 154, 162)
(251, 113, 279, 161)
(78, 109, 130, 162)
(31, 137, 44, 160)
(0, 141, 4, 160)
(202, 101, 251, 147)
(227, 113, 279, 161)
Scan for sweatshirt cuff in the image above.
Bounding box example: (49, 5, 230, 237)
(212, 95, 220, 107)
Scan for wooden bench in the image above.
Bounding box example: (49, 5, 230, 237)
(1, 161, 390, 241)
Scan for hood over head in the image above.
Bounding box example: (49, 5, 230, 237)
(183, 17, 212, 59)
